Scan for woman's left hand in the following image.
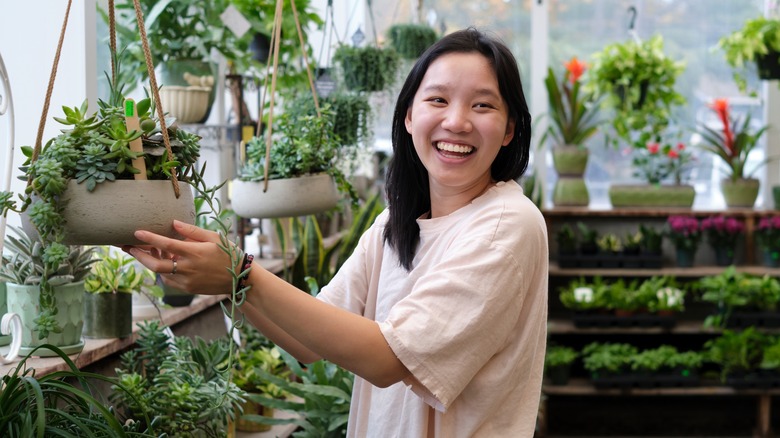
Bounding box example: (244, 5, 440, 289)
(123, 220, 237, 295)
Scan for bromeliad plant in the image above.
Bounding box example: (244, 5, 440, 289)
(542, 57, 601, 148)
(696, 98, 769, 182)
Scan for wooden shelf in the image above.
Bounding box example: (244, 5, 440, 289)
(542, 206, 779, 218)
(547, 319, 717, 335)
(0, 257, 286, 378)
(543, 378, 780, 396)
(549, 262, 780, 277)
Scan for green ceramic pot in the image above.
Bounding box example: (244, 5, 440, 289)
(608, 184, 695, 208)
(720, 178, 759, 208)
(6, 281, 85, 356)
(0, 282, 9, 346)
(83, 292, 132, 339)
(552, 145, 589, 177)
(553, 177, 589, 207)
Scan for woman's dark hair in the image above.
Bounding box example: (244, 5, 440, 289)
(383, 27, 532, 271)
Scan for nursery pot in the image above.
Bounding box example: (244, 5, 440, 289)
(756, 50, 780, 80)
(24, 180, 196, 246)
(231, 173, 341, 219)
(6, 281, 85, 356)
(83, 292, 132, 339)
(158, 274, 195, 307)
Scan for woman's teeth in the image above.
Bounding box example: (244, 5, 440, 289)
(436, 142, 474, 155)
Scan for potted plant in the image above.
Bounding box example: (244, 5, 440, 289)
(665, 215, 701, 268)
(582, 342, 637, 388)
(718, 16, 780, 92)
(703, 327, 768, 384)
(106, 0, 248, 123)
(543, 57, 601, 206)
(576, 221, 599, 264)
(621, 230, 643, 268)
(696, 98, 769, 208)
(0, 226, 95, 356)
(556, 223, 579, 268)
(111, 320, 245, 435)
(588, 35, 686, 152)
(231, 346, 290, 432)
(83, 247, 157, 338)
(700, 215, 745, 266)
(596, 233, 622, 268)
(386, 23, 439, 60)
(756, 215, 780, 267)
(333, 43, 400, 93)
(609, 139, 697, 208)
(232, 98, 360, 219)
(638, 223, 664, 268)
(545, 345, 579, 386)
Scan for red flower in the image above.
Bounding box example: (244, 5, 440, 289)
(709, 98, 734, 155)
(676, 142, 685, 151)
(668, 149, 679, 159)
(647, 143, 660, 154)
(564, 57, 587, 84)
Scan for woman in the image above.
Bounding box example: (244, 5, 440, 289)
(127, 27, 548, 437)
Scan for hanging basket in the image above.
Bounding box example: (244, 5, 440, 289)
(231, 173, 340, 219)
(756, 50, 780, 80)
(23, 180, 195, 245)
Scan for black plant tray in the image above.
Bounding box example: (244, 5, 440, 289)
(558, 254, 664, 269)
(724, 311, 780, 328)
(572, 313, 676, 329)
(725, 372, 780, 389)
(592, 373, 700, 389)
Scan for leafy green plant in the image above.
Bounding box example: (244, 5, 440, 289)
(545, 345, 579, 368)
(703, 327, 768, 382)
(558, 276, 609, 311)
(0, 343, 159, 436)
(760, 336, 780, 370)
(639, 276, 685, 313)
(668, 350, 704, 372)
(623, 230, 643, 254)
(245, 348, 353, 437)
(231, 346, 290, 400)
(630, 345, 678, 372)
(577, 221, 598, 254)
(84, 247, 157, 295)
(597, 233, 622, 253)
(333, 44, 400, 92)
(103, 0, 248, 91)
(556, 223, 578, 254)
(386, 23, 439, 59)
(587, 35, 686, 150)
(239, 101, 358, 205)
(638, 224, 663, 254)
(582, 342, 637, 376)
(695, 266, 779, 327)
(718, 16, 780, 92)
(112, 320, 245, 436)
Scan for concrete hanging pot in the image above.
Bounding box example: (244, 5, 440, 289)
(22, 180, 196, 246)
(231, 173, 340, 219)
(6, 281, 85, 357)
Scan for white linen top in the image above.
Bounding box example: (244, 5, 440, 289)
(318, 180, 548, 437)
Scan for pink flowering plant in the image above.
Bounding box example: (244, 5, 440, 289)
(700, 215, 744, 249)
(756, 216, 780, 251)
(632, 141, 694, 185)
(665, 215, 701, 251)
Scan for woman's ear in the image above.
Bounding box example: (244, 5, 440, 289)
(502, 119, 516, 146)
(405, 108, 413, 134)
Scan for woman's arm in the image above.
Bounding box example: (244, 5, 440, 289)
(126, 220, 410, 388)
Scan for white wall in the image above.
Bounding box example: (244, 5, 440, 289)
(0, 1, 96, 229)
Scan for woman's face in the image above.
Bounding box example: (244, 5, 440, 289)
(405, 51, 515, 197)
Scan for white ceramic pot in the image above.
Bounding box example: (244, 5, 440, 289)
(159, 85, 211, 124)
(231, 173, 341, 218)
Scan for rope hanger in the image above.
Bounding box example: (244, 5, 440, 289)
(30, 0, 181, 197)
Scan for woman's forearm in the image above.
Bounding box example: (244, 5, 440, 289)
(244, 263, 411, 388)
(238, 298, 322, 363)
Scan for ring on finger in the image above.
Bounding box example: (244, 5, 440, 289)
(171, 259, 178, 275)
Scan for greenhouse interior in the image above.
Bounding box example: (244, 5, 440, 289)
(2, 0, 780, 436)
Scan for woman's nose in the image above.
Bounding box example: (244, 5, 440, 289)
(441, 106, 472, 133)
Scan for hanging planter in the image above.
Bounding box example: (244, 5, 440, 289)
(231, 0, 359, 219)
(333, 44, 399, 92)
(387, 23, 439, 59)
